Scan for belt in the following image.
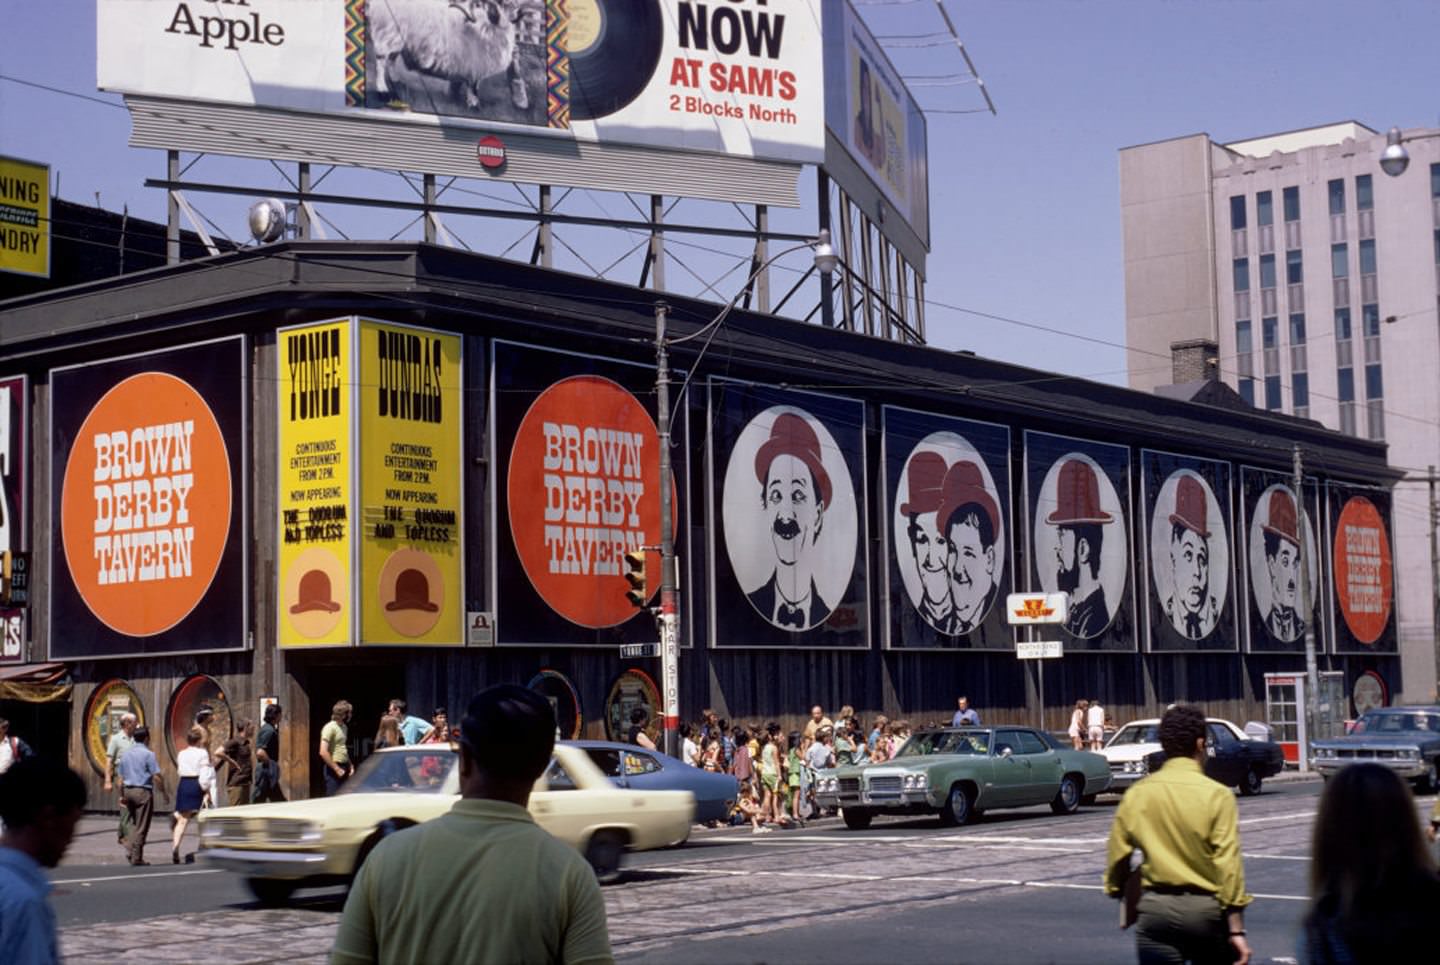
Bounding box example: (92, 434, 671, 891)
(123, 785, 153, 791)
(1146, 884, 1215, 897)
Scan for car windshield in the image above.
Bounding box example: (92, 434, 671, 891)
(1107, 724, 1160, 746)
(1353, 712, 1440, 735)
(894, 730, 990, 758)
(341, 750, 457, 794)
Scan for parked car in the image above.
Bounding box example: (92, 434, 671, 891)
(571, 740, 739, 824)
(1136, 718, 1286, 795)
(196, 742, 694, 904)
(1310, 706, 1440, 791)
(812, 726, 1111, 829)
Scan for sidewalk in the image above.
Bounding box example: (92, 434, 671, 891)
(65, 811, 193, 867)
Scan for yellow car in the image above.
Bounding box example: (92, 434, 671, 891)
(196, 742, 695, 904)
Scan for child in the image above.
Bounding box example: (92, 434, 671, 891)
(736, 783, 768, 833)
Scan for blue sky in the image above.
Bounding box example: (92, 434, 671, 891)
(3, 0, 1438, 383)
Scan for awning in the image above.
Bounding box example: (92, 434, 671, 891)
(0, 662, 73, 703)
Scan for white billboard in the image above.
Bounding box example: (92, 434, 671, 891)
(823, 1, 929, 248)
(97, 0, 825, 164)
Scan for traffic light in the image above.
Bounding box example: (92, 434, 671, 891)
(623, 549, 648, 609)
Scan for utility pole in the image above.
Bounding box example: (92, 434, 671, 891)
(654, 302, 680, 759)
(1430, 466, 1439, 702)
(1294, 445, 1320, 770)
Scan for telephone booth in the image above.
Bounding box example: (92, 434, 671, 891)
(1264, 671, 1346, 769)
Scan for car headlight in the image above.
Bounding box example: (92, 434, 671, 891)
(903, 774, 928, 789)
(1124, 761, 1141, 773)
(817, 777, 836, 793)
(1397, 748, 1419, 760)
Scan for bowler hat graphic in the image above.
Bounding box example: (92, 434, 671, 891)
(1262, 489, 1300, 547)
(1167, 475, 1211, 539)
(290, 569, 341, 614)
(1046, 458, 1114, 525)
(935, 460, 1000, 537)
(900, 451, 947, 516)
(754, 412, 833, 507)
(387, 568, 439, 612)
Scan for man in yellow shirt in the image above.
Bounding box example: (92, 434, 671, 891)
(331, 685, 612, 965)
(1104, 704, 1252, 965)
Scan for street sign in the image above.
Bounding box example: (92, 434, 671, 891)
(619, 642, 660, 659)
(1006, 592, 1067, 625)
(1016, 640, 1064, 660)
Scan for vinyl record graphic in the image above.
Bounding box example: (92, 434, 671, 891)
(567, 0, 664, 121)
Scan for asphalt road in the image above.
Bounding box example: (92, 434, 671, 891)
(50, 780, 1439, 964)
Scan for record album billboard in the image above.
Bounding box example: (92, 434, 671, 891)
(1326, 483, 1396, 655)
(50, 339, 248, 658)
(882, 406, 1010, 649)
(1024, 432, 1134, 652)
(710, 380, 866, 648)
(1241, 467, 1323, 653)
(97, 1, 825, 165)
(1140, 450, 1237, 652)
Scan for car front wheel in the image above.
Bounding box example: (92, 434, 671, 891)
(245, 877, 296, 906)
(1050, 774, 1081, 815)
(1239, 768, 1263, 797)
(939, 785, 973, 827)
(1421, 761, 1440, 794)
(842, 807, 873, 830)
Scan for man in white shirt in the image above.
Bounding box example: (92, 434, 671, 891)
(1087, 700, 1106, 751)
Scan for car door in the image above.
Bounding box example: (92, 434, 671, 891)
(989, 729, 1031, 806)
(618, 749, 667, 791)
(1205, 722, 1242, 787)
(582, 747, 629, 788)
(1012, 729, 1060, 804)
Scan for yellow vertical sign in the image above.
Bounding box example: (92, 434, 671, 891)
(278, 319, 354, 648)
(0, 156, 50, 278)
(359, 320, 463, 645)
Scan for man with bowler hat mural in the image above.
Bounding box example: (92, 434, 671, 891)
(1045, 459, 1115, 638)
(1164, 475, 1220, 640)
(899, 451, 954, 631)
(1261, 489, 1305, 642)
(747, 412, 835, 630)
(937, 460, 1002, 634)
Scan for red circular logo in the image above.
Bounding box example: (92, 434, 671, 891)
(507, 376, 670, 629)
(1332, 496, 1393, 644)
(477, 135, 506, 170)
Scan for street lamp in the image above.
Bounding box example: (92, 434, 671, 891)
(651, 230, 839, 758)
(1378, 125, 1440, 178)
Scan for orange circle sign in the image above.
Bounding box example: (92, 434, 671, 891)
(508, 376, 664, 629)
(60, 372, 233, 637)
(1332, 496, 1393, 644)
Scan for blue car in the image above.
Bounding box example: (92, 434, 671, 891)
(572, 740, 738, 824)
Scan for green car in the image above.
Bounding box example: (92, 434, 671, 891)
(814, 726, 1113, 829)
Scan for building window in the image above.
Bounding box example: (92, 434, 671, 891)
(1435, 229, 1440, 265)
(1289, 313, 1306, 344)
(1236, 320, 1253, 354)
(1338, 367, 1355, 402)
(1328, 179, 1345, 215)
(1257, 191, 1274, 227)
(1335, 307, 1352, 341)
(1233, 258, 1250, 292)
(1230, 196, 1247, 231)
(1262, 316, 1278, 349)
(1366, 364, 1384, 399)
(1359, 239, 1377, 275)
(1293, 372, 1309, 409)
(1283, 186, 1300, 222)
(1239, 378, 1255, 406)
(1356, 174, 1373, 211)
(1259, 254, 1276, 289)
(1264, 375, 1282, 410)
(1431, 163, 1440, 199)
(1362, 304, 1381, 337)
(1286, 249, 1303, 285)
(1331, 244, 1348, 278)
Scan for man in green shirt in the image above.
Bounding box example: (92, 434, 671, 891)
(332, 685, 612, 965)
(102, 713, 137, 848)
(318, 701, 352, 797)
(1105, 704, 1252, 965)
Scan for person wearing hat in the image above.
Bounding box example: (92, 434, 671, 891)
(937, 459, 1002, 635)
(1045, 458, 1116, 639)
(899, 450, 956, 631)
(1164, 475, 1220, 640)
(1261, 488, 1305, 642)
(746, 411, 835, 631)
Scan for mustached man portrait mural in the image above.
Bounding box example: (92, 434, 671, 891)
(1243, 468, 1321, 652)
(1142, 451, 1236, 652)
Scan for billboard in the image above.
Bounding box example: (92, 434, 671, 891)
(0, 156, 49, 278)
(0, 375, 27, 664)
(1240, 467, 1323, 654)
(823, 2, 929, 249)
(97, 0, 825, 165)
(1023, 431, 1135, 652)
(50, 339, 248, 658)
(881, 406, 1012, 650)
(1326, 483, 1396, 655)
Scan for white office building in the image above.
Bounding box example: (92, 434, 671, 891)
(1120, 121, 1440, 703)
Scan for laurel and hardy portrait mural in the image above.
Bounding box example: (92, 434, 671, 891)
(1141, 451, 1236, 652)
(1025, 432, 1133, 651)
(1241, 467, 1322, 653)
(711, 381, 866, 647)
(883, 407, 1011, 649)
